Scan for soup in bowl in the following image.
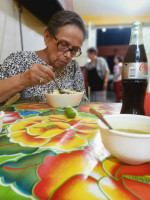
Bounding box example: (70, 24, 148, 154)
(98, 114, 150, 165)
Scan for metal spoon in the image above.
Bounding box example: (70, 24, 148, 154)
(52, 77, 73, 94)
(90, 108, 113, 129)
(0, 93, 21, 111)
(52, 78, 67, 94)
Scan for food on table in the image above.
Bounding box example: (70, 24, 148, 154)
(51, 90, 75, 94)
(98, 114, 150, 164)
(65, 106, 77, 118)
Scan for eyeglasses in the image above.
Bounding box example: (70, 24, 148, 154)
(53, 36, 82, 57)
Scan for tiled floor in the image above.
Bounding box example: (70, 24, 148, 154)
(89, 91, 117, 103)
(106, 91, 116, 103)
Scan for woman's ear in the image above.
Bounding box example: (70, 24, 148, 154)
(44, 30, 50, 45)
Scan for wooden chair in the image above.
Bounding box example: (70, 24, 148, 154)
(80, 66, 91, 101)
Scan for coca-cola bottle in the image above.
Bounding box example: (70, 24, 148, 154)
(121, 21, 148, 115)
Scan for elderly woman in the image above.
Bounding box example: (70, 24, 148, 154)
(0, 10, 88, 102)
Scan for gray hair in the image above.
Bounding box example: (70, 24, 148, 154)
(87, 47, 97, 55)
(47, 10, 87, 40)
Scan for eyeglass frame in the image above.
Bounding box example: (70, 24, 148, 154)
(53, 36, 82, 57)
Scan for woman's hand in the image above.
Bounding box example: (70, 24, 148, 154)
(103, 81, 107, 90)
(103, 71, 109, 90)
(21, 64, 55, 87)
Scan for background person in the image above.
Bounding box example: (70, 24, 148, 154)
(86, 47, 109, 102)
(113, 55, 122, 102)
(0, 10, 88, 103)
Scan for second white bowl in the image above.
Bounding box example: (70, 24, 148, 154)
(98, 114, 150, 165)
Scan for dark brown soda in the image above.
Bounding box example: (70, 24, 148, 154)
(121, 79, 147, 114)
(121, 44, 148, 115)
(124, 44, 147, 63)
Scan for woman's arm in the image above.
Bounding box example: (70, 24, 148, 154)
(103, 71, 109, 90)
(0, 64, 55, 103)
(0, 74, 25, 102)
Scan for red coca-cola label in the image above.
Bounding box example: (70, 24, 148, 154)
(139, 63, 148, 71)
(122, 62, 148, 79)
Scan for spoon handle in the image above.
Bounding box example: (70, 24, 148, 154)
(52, 78, 67, 94)
(52, 78, 61, 92)
(90, 108, 112, 129)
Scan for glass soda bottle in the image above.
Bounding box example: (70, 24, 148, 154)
(121, 21, 148, 115)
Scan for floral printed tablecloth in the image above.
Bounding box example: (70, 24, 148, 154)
(0, 102, 150, 200)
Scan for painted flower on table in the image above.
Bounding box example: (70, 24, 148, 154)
(0, 150, 56, 198)
(14, 102, 52, 110)
(3, 111, 22, 124)
(7, 115, 99, 151)
(33, 151, 150, 200)
(78, 103, 121, 115)
(99, 157, 150, 200)
(34, 150, 107, 200)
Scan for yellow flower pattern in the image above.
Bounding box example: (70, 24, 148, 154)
(8, 115, 99, 151)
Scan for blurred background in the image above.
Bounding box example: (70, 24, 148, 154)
(0, 0, 150, 101)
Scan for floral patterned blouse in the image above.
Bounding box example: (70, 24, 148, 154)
(0, 51, 88, 102)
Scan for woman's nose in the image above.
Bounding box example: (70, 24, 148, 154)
(63, 50, 72, 59)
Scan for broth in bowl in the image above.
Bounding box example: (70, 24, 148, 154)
(116, 129, 150, 134)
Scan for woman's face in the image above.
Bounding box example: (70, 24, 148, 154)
(44, 24, 83, 68)
(87, 52, 96, 60)
(114, 57, 119, 64)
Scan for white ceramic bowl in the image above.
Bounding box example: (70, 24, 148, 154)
(0, 111, 4, 133)
(98, 114, 150, 165)
(44, 90, 83, 108)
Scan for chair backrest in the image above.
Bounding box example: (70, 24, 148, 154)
(80, 66, 88, 96)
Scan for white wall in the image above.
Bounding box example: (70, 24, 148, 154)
(75, 38, 88, 66)
(21, 6, 46, 51)
(0, 0, 20, 63)
(0, 0, 46, 64)
(75, 22, 97, 66)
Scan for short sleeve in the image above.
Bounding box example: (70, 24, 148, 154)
(101, 57, 110, 72)
(72, 60, 89, 102)
(0, 52, 22, 80)
(96, 57, 110, 78)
